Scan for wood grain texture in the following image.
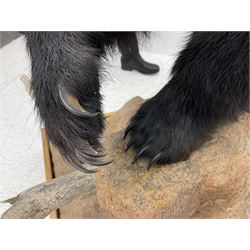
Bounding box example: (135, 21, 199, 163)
(1, 171, 96, 219)
(41, 128, 59, 219)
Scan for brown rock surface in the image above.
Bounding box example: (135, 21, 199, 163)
(96, 97, 250, 218)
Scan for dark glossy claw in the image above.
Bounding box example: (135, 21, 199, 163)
(92, 140, 106, 153)
(68, 157, 97, 173)
(76, 148, 107, 158)
(123, 123, 134, 140)
(132, 146, 149, 164)
(76, 150, 113, 166)
(147, 153, 162, 171)
(125, 140, 135, 152)
(75, 140, 108, 158)
(59, 85, 99, 118)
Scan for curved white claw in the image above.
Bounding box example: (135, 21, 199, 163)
(59, 86, 99, 118)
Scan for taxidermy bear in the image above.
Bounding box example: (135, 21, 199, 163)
(24, 32, 249, 172)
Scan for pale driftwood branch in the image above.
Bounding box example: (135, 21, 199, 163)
(1, 171, 96, 219)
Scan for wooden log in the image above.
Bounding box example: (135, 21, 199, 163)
(41, 128, 59, 218)
(1, 171, 96, 219)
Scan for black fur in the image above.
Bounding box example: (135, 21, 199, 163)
(24, 32, 249, 170)
(127, 32, 249, 167)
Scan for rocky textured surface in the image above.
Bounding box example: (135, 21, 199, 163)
(96, 97, 250, 218)
(50, 97, 250, 218)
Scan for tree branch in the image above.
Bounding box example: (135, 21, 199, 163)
(1, 171, 96, 219)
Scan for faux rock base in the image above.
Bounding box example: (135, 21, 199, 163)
(96, 97, 250, 218)
(50, 97, 250, 218)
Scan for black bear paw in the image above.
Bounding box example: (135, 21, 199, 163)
(46, 86, 113, 173)
(124, 99, 206, 170)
